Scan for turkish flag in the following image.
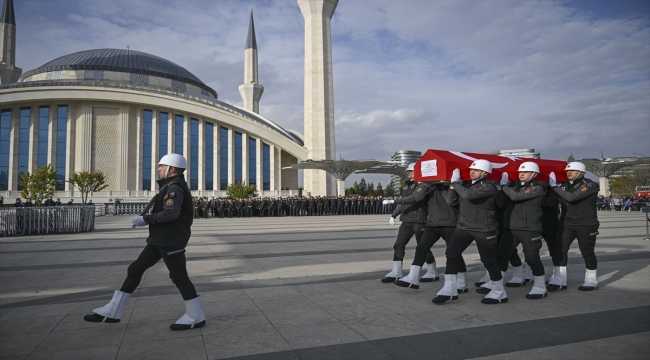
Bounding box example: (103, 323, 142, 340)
(414, 149, 568, 183)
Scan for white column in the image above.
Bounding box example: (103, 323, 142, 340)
(7, 106, 19, 190)
(151, 110, 159, 190)
(256, 139, 262, 190)
(180, 115, 190, 187)
(227, 127, 234, 186)
(270, 144, 276, 191)
(47, 103, 56, 166)
(65, 104, 75, 190)
(77, 105, 93, 171)
(241, 132, 248, 185)
(599, 177, 610, 197)
(135, 107, 143, 191)
(214, 122, 220, 191)
(198, 118, 205, 190)
(27, 105, 38, 172)
(118, 105, 130, 190)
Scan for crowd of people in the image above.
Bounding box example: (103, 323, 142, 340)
(0, 196, 92, 207)
(596, 194, 649, 211)
(189, 196, 399, 218)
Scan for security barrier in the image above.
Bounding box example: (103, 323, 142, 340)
(0, 206, 99, 237)
(108, 204, 152, 216)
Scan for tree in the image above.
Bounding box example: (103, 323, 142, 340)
(226, 182, 258, 199)
(367, 182, 376, 196)
(357, 178, 368, 196)
(68, 171, 109, 204)
(568, 154, 575, 162)
(609, 168, 650, 196)
(385, 182, 397, 197)
(376, 182, 384, 196)
(18, 164, 57, 205)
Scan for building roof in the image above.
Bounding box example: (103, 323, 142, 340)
(18, 48, 217, 98)
(1, 0, 15, 26)
(246, 9, 257, 50)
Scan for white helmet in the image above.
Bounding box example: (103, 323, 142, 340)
(406, 163, 416, 171)
(158, 154, 187, 169)
(565, 161, 586, 173)
(469, 159, 492, 174)
(518, 161, 540, 173)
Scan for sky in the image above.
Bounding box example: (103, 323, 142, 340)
(11, 0, 650, 186)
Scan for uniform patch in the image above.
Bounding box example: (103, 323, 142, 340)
(476, 183, 484, 190)
(524, 186, 532, 194)
(163, 194, 169, 200)
(580, 184, 588, 192)
(165, 199, 175, 206)
(167, 192, 176, 198)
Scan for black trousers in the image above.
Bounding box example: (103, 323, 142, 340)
(558, 225, 598, 270)
(502, 229, 545, 276)
(120, 243, 198, 301)
(445, 229, 502, 281)
(542, 224, 560, 266)
(392, 222, 426, 261)
(412, 226, 454, 266)
(496, 229, 526, 271)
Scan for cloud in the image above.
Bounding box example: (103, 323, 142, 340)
(11, 0, 650, 187)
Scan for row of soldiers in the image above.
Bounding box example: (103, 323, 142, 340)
(191, 196, 399, 218)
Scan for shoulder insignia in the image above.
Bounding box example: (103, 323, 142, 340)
(580, 186, 588, 192)
(167, 192, 176, 198)
(163, 194, 169, 200)
(165, 199, 175, 206)
(524, 186, 532, 194)
(476, 183, 483, 190)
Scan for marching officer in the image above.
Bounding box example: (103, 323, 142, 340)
(84, 154, 205, 330)
(493, 162, 548, 299)
(433, 160, 506, 305)
(394, 182, 459, 290)
(381, 163, 428, 283)
(547, 162, 600, 291)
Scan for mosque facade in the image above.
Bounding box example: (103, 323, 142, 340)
(0, 0, 343, 199)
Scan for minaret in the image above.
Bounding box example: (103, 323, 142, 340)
(298, 0, 338, 196)
(0, 0, 21, 84)
(238, 8, 264, 114)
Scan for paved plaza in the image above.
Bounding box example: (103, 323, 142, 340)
(0, 211, 649, 359)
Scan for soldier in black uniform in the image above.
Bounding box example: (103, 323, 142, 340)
(84, 154, 205, 331)
(492, 162, 548, 299)
(433, 160, 507, 305)
(547, 162, 600, 291)
(382, 164, 427, 283)
(394, 183, 459, 289)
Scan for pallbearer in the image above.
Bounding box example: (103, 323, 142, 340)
(83, 154, 206, 331)
(547, 162, 600, 291)
(433, 160, 507, 305)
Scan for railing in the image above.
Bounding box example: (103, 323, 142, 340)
(0, 206, 98, 237)
(108, 204, 152, 216)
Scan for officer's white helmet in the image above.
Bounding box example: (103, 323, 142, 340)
(518, 161, 540, 173)
(565, 161, 586, 173)
(406, 163, 416, 171)
(158, 154, 187, 169)
(469, 159, 492, 174)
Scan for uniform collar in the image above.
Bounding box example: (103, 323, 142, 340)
(157, 174, 183, 187)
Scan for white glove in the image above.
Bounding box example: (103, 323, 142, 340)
(389, 217, 395, 225)
(131, 216, 146, 228)
(451, 169, 461, 182)
(500, 172, 509, 186)
(382, 200, 389, 205)
(549, 172, 557, 187)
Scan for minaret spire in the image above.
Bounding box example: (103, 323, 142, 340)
(0, 0, 21, 84)
(238, 7, 264, 114)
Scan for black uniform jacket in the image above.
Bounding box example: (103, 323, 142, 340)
(554, 177, 599, 227)
(392, 180, 427, 223)
(143, 175, 194, 248)
(500, 180, 545, 232)
(448, 178, 497, 232)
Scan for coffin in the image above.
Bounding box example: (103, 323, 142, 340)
(414, 149, 568, 183)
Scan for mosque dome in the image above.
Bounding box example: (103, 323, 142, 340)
(18, 48, 218, 98)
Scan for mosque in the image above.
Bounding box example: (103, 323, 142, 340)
(0, 0, 339, 199)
